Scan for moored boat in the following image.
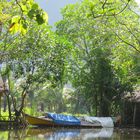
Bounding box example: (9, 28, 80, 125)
(25, 113, 105, 128)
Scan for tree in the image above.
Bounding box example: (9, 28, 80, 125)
(0, 0, 53, 122)
(56, 0, 140, 116)
(0, 13, 72, 121)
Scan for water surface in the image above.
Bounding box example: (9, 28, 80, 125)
(0, 128, 140, 140)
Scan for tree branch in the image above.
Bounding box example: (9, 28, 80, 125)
(92, 0, 130, 18)
(115, 33, 140, 53)
(15, 0, 24, 22)
(102, 0, 108, 10)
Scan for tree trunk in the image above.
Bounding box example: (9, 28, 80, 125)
(6, 94, 12, 121)
(40, 102, 44, 112)
(133, 103, 137, 127)
(102, 101, 110, 117)
(99, 90, 103, 116)
(0, 95, 1, 118)
(3, 95, 7, 112)
(0, 21, 2, 36)
(95, 93, 97, 116)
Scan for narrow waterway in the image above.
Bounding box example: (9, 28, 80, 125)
(0, 128, 140, 140)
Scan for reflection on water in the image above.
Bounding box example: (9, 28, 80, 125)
(0, 127, 140, 140)
(81, 128, 113, 139)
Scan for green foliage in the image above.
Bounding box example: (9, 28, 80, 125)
(0, 0, 140, 120)
(0, 0, 48, 35)
(0, 14, 71, 117)
(56, 0, 140, 116)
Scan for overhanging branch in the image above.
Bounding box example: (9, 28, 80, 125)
(92, 0, 130, 18)
(115, 33, 140, 53)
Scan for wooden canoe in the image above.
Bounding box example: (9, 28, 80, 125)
(24, 114, 102, 128)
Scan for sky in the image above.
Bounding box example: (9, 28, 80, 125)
(136, 0, 140, 4)
(35, 0, 140, 26)
(35, 0, 79, 25)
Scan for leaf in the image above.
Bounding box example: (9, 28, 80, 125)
(9, 23, 20, 34)
(0, 13, 11, 22)
(21, 5, 28, 13)
(28, 9, 35, 19)
(11, 15, 20, 23)
(42, 11, 48, 23)
(22, 22, 27, 29)
(21, 18, 28, 29)
(21, 27, 27, 35)
(36, 14, 44, 25)
(9, 21, 27, 35)
(20, 23, 27, 35)
(32, 3, 39, 10)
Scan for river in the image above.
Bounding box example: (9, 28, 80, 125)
(0, 128, 140, 140)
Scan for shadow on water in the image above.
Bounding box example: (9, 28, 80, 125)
(0, 127, 140, 140)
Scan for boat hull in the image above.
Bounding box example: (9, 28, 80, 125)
(24, 114, 102, 128)
(25, 114, 56, 126)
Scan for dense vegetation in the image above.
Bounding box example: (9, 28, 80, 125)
(0, 0, 140, 123)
